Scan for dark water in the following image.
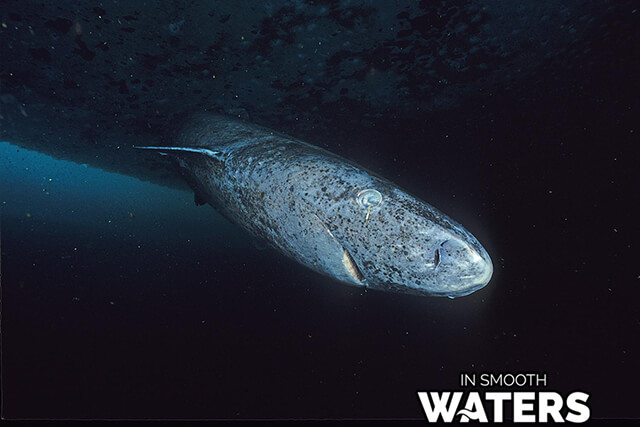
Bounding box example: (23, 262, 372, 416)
(1, 0, 639, 421)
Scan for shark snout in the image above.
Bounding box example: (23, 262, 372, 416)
(435, 238, 493, 297)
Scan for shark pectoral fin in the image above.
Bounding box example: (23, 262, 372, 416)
(341, 247, 366, 284)
(194, 190, 207, 206)
(136, 145, 224, 208)
(306, 214, 366, 287)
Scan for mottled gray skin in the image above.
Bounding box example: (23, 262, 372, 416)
(139, 114, 493, 298)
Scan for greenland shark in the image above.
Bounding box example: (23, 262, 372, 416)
(136, 114, 493, 298)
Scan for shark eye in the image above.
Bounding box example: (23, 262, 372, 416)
(357, 189, 382, 209)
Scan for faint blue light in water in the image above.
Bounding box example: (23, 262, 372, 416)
(0, 141, 248, 248)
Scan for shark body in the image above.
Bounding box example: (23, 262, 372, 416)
(137, 114, 493, 298)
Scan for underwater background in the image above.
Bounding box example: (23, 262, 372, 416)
(1, 0, 639, 420)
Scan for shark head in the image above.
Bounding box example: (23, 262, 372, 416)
(314, 182, 493, 298)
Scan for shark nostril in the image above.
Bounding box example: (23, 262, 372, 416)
(432, 239, 450, 267)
